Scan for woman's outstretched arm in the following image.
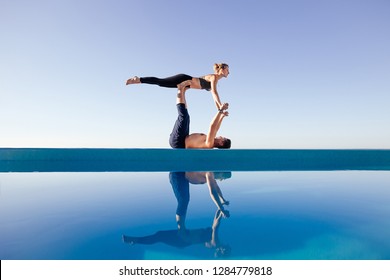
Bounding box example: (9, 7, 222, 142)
(210, 75, 223, 110)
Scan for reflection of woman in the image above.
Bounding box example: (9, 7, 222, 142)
(122, 171, 231, 257)
(122, 226, 211, 248)
(125, 63, 230, 110)
(122, 208, 230, 257)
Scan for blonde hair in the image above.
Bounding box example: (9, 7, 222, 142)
(213, 63, 229, 73)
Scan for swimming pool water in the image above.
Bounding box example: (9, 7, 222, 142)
(1, 170, 389, 260)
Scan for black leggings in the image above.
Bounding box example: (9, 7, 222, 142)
(140, 74, 193, 88)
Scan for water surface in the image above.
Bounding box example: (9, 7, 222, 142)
(1, 170, 389, 260)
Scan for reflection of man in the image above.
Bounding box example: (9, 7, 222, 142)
(169, 86, 231, 149)
(172, 171, 230, 229)
(170, 172, 190, 230)
(185, 171, 230, 218)
(122, 171, 231, 257)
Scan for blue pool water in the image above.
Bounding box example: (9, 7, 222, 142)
(1, 169, 390, 260)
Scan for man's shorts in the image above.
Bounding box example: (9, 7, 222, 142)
(169, 103, 190, 149)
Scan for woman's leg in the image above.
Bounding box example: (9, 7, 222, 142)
(140, 74, 193, 88)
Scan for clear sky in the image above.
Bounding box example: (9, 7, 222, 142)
(1, 0, 389, 149)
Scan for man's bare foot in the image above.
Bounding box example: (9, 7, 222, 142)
(177, 80, 191, 91)
(126, 76, 140, 85)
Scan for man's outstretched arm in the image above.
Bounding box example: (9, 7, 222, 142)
(205, 103, 229, 148)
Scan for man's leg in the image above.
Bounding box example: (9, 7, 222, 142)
(169, 87, 190, 148)
(176, 85, 188, 106)
(169, 172, 190, 230)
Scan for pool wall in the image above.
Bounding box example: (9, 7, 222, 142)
(1, 148, 390, 172)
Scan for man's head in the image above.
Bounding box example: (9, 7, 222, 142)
(213, 172, 232, 180)
(214, 136, 231, 149)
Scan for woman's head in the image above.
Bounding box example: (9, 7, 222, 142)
(214, 63, 229, 76)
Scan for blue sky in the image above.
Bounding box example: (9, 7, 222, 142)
(1, 0, 389, 149)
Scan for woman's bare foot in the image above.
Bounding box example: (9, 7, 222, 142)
(122, 235, 137, 245)
(126, 76, 140, 85)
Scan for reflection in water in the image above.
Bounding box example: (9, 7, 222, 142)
(123, 171, 232, 258)
(1, 171, 390, 259)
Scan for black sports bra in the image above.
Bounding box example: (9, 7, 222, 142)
(199, 77, 211, 91)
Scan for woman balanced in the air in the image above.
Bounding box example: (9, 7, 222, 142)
(126, 63, 229, 111)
